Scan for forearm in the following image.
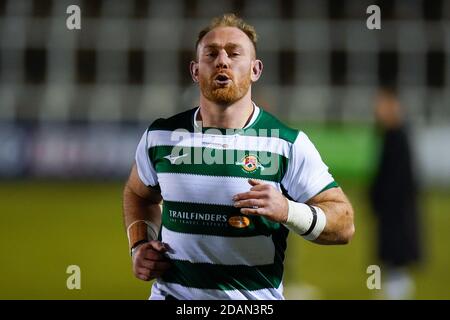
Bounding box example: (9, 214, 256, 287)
(283, 188, 355, 245)
(122, 181, 163, 251)
(311, 200, 354, 245)
(122, 184, 162, 229)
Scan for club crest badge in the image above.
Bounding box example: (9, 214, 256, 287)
(235, 155, 265, 173)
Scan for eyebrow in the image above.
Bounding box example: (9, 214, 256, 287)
(203, 43, 245, 51)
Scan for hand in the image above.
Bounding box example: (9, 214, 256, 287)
(132, 240, 172, 281)
(233, 179, 289, 223)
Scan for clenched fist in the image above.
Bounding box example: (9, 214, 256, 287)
(132, 240, 172, 281)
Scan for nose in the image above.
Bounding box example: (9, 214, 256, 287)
(215, 50, 230, 70)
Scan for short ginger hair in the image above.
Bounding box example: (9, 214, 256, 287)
(195, 13, 258, 53)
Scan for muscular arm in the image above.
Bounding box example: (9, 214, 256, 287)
(123, 163, 171, 281)
(306, 187, 355, 245)
(122, 163, 162, 231)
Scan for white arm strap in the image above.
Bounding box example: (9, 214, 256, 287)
(283, 200, 327, 241)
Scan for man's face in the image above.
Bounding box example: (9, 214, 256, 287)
(193, 27, 261, 105)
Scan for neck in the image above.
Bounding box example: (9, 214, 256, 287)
(197, 90, 254, 129)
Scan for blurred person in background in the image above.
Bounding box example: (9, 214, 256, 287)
(370, 87, 423, 299)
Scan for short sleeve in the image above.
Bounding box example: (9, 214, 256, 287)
(281, 131, 335, 203)
(135, 129, 158, 187)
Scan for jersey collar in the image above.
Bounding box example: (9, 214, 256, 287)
(193, 102, 260, 130)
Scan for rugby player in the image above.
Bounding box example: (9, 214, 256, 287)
(123, 14, 355, 300)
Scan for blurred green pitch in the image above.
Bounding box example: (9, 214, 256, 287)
(1, 125, 449, 299)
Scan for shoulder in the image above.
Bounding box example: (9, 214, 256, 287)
(147, 107, 197, 132)
(256, 108, 300, 144)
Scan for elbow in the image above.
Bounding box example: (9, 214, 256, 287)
(336, 207, 355, 245)
(338, 223, 355, 244)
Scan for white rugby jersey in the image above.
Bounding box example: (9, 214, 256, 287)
(135, 104, 336, 300)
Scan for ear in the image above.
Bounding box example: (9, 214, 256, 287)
(190, 61, 199, 83)
(250, 59, 263, 82)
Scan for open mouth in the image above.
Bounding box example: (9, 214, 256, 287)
(214, 74, 231, 85)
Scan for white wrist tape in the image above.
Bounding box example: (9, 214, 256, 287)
(126, 219, 159, 242)
(283, 200, 327, 241)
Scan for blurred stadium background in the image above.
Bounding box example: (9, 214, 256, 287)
(0, 0, 449, 299)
